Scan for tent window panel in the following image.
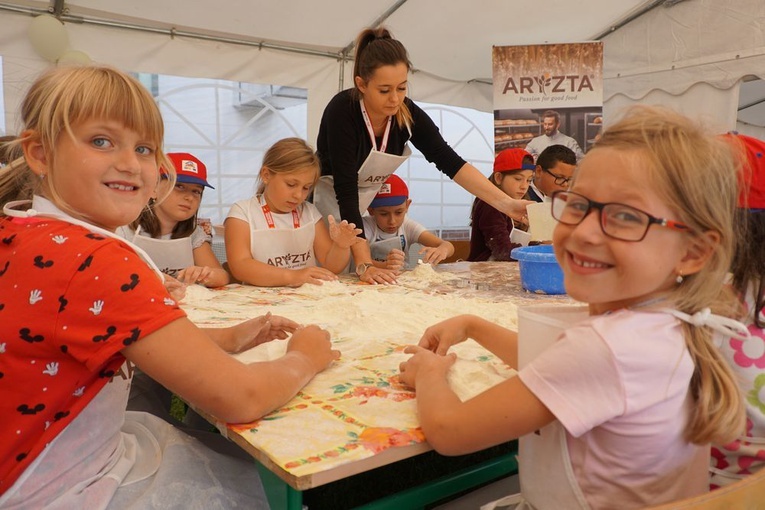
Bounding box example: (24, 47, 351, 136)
(407, 204, 442, 230)
(151, 72, 307, 225)
(404, 102, 494, 231)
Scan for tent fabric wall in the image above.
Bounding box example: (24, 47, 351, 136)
(1, 1, 764, 139)
(602, 0, 765, 130)
(605, 82, 740, 133)
(0, 11, 342, 142)
(0, 7, 491, 143)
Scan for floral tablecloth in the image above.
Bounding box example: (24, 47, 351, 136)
(180, 262, 574, 489)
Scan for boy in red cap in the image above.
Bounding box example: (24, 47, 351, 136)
(361, 174, 454, 272)
(468, 148, 535, 261)
(710, 133, 765, 488)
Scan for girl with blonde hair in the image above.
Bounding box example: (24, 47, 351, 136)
(225, 137, 362, 287)
(400, 105, 748, 509)
(0, 65, 338, 508)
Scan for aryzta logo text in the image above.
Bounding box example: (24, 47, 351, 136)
(502, 73, 594, 96)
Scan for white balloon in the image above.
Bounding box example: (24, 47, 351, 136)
(28, 14, 69, 62)
(58, 50, 92, 65)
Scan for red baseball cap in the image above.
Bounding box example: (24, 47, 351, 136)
(494, 148, 535, 173)
(370, 174, 409, 208)
(722, 133, 765, 209)
(166, 152, 214, 189)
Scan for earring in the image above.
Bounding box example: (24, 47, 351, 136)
(675, 273, 684, 284)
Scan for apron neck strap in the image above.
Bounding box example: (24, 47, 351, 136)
(3, 199, 165, 283)
(360, 99, 392, 153)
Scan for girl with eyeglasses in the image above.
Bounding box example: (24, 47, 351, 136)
(121, 152, 230, 289)
(399, 105, 749, 509)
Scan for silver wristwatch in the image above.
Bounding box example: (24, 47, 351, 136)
(355, 263, 372, 277)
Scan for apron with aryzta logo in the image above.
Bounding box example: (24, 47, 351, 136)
(314, 99, 412, 222)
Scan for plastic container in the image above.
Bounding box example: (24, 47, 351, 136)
(510, 244, 566, 295)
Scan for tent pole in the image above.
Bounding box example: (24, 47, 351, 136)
(0, 2, 344, 60)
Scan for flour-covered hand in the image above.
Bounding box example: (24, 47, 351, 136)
(385, 249, 406, 272)
(418, 315, 472, 355)
(328, 215, 363, 249)
(418, 244, 450, 265)
(162, 273, 187, 301)
(398, 345, 457, 389)
(287, 324, 341, 374)
(291, 267, 338, 287)
(177, 265, 213, 285)
(228, 312, 300, 353)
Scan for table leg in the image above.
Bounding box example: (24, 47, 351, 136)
(256, 461, 303, 510)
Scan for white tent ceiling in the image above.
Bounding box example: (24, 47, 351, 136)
(0, 0, 764, 138)
(54, 0, 656, 82)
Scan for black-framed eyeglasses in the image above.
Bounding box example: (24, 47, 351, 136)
(550, 190, 691, 242)
(542, 168, 572, 186)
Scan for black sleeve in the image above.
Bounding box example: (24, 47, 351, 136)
(407, 99, 466, 178)
(316, 91, 369, 231)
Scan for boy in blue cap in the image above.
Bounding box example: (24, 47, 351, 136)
(361, 174, 454, 272)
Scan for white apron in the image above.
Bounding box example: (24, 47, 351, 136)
(314, 100, 412, 221)
(369, 235, 406, 263)
(130, 230, 194, 278)
(0, 199, 166, 509)
(249, 196, 317, 269)
(480, 304, 591, 510)
(368, 219, 408, 263)
(2, 198, 270, 509)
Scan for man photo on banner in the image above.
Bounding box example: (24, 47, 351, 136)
(524, 110, 585, 163)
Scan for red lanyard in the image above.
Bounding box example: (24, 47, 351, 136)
(261, 202, 300, 229)
(360, 99, 392, 153)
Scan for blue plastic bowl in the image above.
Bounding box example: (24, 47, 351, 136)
(510, 244, 566, 295)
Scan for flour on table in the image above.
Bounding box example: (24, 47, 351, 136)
(397, 263, 460, 290)
(448, 360, 516, 402)
(225, 280, 518, 399)
(295, 279, 353, 297)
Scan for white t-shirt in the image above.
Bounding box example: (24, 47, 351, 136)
(519, 309, 707, 509)
(227, 197, 323, 268)
(524, 131, 585, 162)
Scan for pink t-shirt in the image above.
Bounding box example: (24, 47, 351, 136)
(519, 309, 708, 509)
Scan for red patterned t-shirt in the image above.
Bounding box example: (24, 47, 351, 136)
(0, 217, 186, 493)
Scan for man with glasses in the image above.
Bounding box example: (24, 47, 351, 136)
(525, 110, 585, 163)
(527, 144, 577, 202)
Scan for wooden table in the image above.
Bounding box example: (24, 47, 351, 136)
(181, 262, 574, 509)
